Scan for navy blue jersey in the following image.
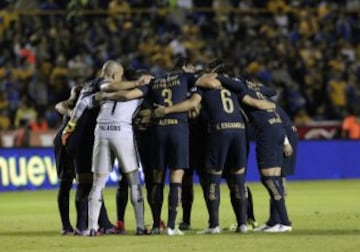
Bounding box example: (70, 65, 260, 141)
(276, 106, 294, 133)
(66, 78, 101, 161)
(217, 76, 282, 130)
(143, 72, 197, 125)
(216, 75, 276, 98)
(197, 87, 245, 131)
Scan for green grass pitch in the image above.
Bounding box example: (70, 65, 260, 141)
(0, 180, 359, 252)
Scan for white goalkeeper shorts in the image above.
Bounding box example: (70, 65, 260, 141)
(92, 123, 138, 174)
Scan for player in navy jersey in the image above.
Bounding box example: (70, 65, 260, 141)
(261, 105, 297, 228)
(194, 84, 249, 234)
(178, 104, 208, 231)
(63, 61, 152, 236)
(154, 68, 275, 234)
(215, 75, 293, 233)
(145, 57, 198, 235)
(54, 85, 82, 235)
(61, 75, 121, 236)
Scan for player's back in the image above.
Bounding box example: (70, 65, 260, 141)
(66, 78, 101, 154)
(150, 71, 196, 125)
(199, 87, 245, 131)
(239, 81, 281, 130)
(96, 99, 143, 126)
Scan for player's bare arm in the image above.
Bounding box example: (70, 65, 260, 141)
(241, 95, 276, 110)
(55, 100, 73, 117)
(101, 75, 153, 92)
(195, 73, 222, 89)
(283, 136, 293, 157)
(153, 93, 202, 118)
(99, 88, 145, 101)
(55, 85, 82, 116)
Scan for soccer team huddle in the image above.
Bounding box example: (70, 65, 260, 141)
(54, 57, 297, 237)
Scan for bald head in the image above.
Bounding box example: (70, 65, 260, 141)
(101, 60, 124, 81)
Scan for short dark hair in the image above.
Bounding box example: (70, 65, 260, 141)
(173, 56, 190, 70)
(124, 68, 137, 81)
(206, 59, 232, 75)
(206, 59, 224, 72)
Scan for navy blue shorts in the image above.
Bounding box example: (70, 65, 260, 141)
(206, 129, 247, 171)
(255, 124, 285, 169)
(135, 128, 152, 179)
(66, 111, 97, 175)
(54, 131, 75, 180)
(152, 124, 189, 170)
(189, 121, 207, 177)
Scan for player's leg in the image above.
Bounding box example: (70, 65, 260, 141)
(115, 128, 146, 234)
(98, 201, 118, 234)
(166, 125, 190, 235)
(149, 127, 167, 233)
(229, 130, 248, 232)
(57, 175, 74, 235)
(179, 169, 193, 230)
(197, 131, 227, 234)
(115, 174, 128, 233)
(55, 141, 75, 235)
(255, 127, 291, 232)
(125, 170, 145, 234)
(150, 169, 165, 234)
(87, 135, 112, 235)
(88, 173, 108, 235)
(205, 169, 222, 232)
(74, 172, 92, 235)
(228, 168, 247, 233)
(167, 168, 184, 235)
(259, 169, 291, 232)
(246, 186, 258, 228)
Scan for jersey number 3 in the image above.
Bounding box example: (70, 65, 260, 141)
(161, 88, 173, 106)
(220, 89, 234, 113)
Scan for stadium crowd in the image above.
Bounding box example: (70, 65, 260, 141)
(1, 0, 360, 131)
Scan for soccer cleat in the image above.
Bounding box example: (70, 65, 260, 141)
(102, 226, 122, 235)
(263, 224, 281, 233)
(278, 225, 292, 232)
(136, 227, 151, 235)
(167, 227, 184, 236)
(253, 224, 271, 232)
(61, 227, 74, 235)
(263, 224, 292, 233)
(235, 224, 248, 233)
(196, 226, 221, 234)
(116, 221, 127, 234)
(179, 222, 191, 231)
(73, 228, 88, 236)
(151, 227, 161, 235)
(88, 228, 103, 237)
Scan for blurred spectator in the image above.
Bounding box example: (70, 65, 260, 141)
(293, 109, 312, 125)
(14, 97, 37, 128)
(28, 114, 49, 131)
(0, 109, 10, 130)
(13, 119, 30, 147)
(327, 72, 348, 118)
(341, 107, 360, 139)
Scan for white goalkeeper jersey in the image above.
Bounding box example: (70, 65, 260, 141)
(96, 99, 143, 126)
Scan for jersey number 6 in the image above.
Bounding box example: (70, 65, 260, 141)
(220, 89, 234, 113)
